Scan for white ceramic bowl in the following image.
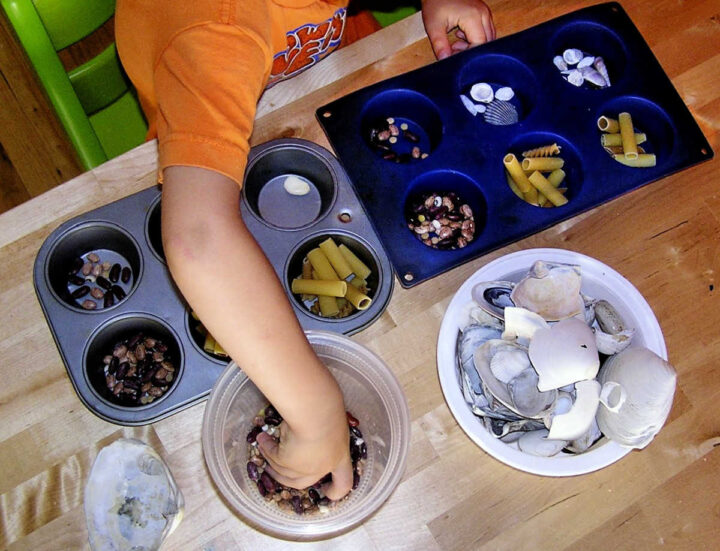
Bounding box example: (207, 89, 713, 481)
(437, 248, 667, 476)
(202, 330, 410, 540)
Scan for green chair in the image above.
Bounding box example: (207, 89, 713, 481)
(1, 0, 147, 170)
(371, 1, 420, 28)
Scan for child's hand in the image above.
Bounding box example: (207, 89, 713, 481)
(421, 0, 495, 60)
(256, 409, 353, 500)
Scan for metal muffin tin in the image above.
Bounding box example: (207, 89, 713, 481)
(33, 138, 393, 425)
(316, 2, 713, 288)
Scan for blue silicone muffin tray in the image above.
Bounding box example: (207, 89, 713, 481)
(316, 2, 713, 287)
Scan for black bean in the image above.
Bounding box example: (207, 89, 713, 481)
(103, 292, 115, 308)
(264, 415, 282, 426)
(360, 441, 367, 459)
(308, 488, 320, 504)
(96, 276, 112, 290)
(123, 379, 139, 390)
(68, 274, 85, 286)
(352, 471, 360, 490)
(121, 267, 132, 284)
(247, 461, 259, 481)
(350, 425, 363, 439)
(437, 237, 456, 249)
(128, 333, 143, 349)
(256, 479, 268, 497)
(111, 285, 126, 300)
(116, 361, 129, 379)
(246, 426, 263, 444)
(108, 356, 119, 375)
(71, 285, 90, 299)
(109, 263, 121, 283)
(291, 495, 304, 515)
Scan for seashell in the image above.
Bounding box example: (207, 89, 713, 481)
(580, 66, 608, 88)
(562, 48, 584, 65)
(495, 86, 515, 101)
(475, 103, 487, 114)
(597, 347, 677, 449)
(577, 55, 595, 69)
(517, 429, 567, 457)
(486, 417, 546, 440)
(458, 300, 505, 330)
(471, 280, 515, 319)
(283, 174, 311, 196)
(457, 324, 503, 395)
(566, 69, 584, 87)
(547, 379, 601, 440)
(501, 306, 549, 343)
(85, 438, 184, 551)
(594, 299, 626, 334)
(469, 82, 494, 103)
(474, 340, 557, 419)
(553, 55, 568, 72)
(460, 94, 479, 116)
(528, 318, 600, 391)
(566, 417, 602, 453)
(483, 100, 519, 126)
(594, 327, 635, 355)
(593, 56, 611, 86)
(510, 260, 584, 321)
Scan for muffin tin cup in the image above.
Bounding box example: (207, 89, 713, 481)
(317, 2, 713, 287)
(34, 140, 393, 425)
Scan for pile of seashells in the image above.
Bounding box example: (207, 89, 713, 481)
(456, 260, 676, 457)
(553, 48, 611, 89)
(459, 83, 519, 126)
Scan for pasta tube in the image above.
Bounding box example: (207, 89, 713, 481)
(318, 295, 340, 317)
(307, 248, 338, 280)
(601, 132, 646, 147)
(291, 279, 347, 297)
(338, 244, 372, 280)
(506, 172, 524, 200)
(597, 116, 620, 133)
(344, 283, 372, 310)
(521, 157, 565, 172)
(528, 171, 568, 207)
(546, 169, 566, 188)
(611, 153, 656, 167)
(503, 154, 539, 204)
(319, 238, 353, 279)
(618, 112, 638, 159)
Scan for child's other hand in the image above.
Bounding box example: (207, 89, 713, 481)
(256, 409, 353, 500)
(421, 0, 495, 60)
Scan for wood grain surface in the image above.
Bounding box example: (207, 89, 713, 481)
(1, 2, 719, 550)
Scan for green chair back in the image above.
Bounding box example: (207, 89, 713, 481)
(1, 0, 147, 170)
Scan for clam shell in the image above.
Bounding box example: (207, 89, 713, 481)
(562, 48, 584, 65)
(283, 175, 311, 196)
(470, 82, 494, 103)
(510, 260, 584, 321)
(471, 280, 515, 319)
(495, 86, 515, 101)
(517, 429, 567, 457)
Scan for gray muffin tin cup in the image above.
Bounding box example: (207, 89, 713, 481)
(33, 138, 393, 425)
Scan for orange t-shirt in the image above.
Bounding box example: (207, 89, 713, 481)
(115, 0, 349, 185)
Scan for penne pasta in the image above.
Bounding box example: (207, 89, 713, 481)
(521, 157, 565, 172)
(506, 172, 524, 199)
(611, 153, 656, 167)
(546, 169, 566, 188)
(338, 244, 372, 280)
(307, 248, 338, 281)
(318, 295, 340, 316)
(291, 278, 347, 297)
(319, 237, 353, 279)
(345, 283, 372, 310)
(528, 171, 568, 206)
(601, 132, 646, 147)
(618, 112, 638, 159)
(597, 116, 620, 133)
(503, 153, 539, 204)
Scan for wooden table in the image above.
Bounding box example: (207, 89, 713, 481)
(2, 2, 719, 549)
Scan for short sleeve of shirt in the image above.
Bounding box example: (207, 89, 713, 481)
(154, 23, 272, 186)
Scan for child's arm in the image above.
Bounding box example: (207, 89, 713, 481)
(162, 166, 353, 500)
(421, 0, 496, 59)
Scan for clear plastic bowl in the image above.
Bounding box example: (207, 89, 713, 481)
(202, 330, 411, 540)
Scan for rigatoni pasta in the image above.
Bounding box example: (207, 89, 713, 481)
(599, 111, 656, 168)
(504, 145, 569, 208)
(618, 112, 638, 159)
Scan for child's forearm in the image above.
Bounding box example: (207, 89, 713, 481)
(161, 167, 345, 432)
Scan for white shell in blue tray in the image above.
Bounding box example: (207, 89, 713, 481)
(85, 438, 184, 551)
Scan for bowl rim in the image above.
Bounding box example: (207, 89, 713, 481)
(436, 247, 667, 476)
(201, 329, 411, 540)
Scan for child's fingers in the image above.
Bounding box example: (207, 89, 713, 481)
(322, 460, 354, 501)
(423, 17, 453, 60)
(458, 15, 493, 46)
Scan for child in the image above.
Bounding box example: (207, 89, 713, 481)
(116, 0, 494, 500)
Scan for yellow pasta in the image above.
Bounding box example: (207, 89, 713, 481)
(611, 153, 657, 167)
(601, 132, 646, 147)
(291, 279, 347, 297)
(338, 244, 372, 280)
(522, 143, 561, 158)
(506, 172, 524, 200)
(597, 116, 620, 133)
(319, 237, 353, 279)
(546, 169, 566, 188)
(317, 295, 340, 317)
(345, 284, 372, 310)
(306, 248, 338, 281)
(521, 157, 565, 172)
(503, 153, 539, 204)
(349, 277, 367, 289)
(528, 171, 568, 207)
(618, 112, 638, 159)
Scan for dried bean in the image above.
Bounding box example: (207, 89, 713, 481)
(81, 299, 97, 310)
(87, 252, 100, 263)
(247, 461, 260, 481)
(72, 285, 90, 299)
(96, 276, 112, 290)
(103, 293, 115, 308)
(260, 471, 277, 493)
(109, 263, 121, 283)
(111, 285, 126, 301)
(246, 426, 263, 444)
(90, 287, 104, 299)
(68, 274, 86, 286)
(81, 263, 93, 276)
(121, 267, 132, 284)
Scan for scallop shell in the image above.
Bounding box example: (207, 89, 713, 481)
(562, 48, 584, 65)
(495, 86, 515, 101)
(483, 101, 519, 126)
(597, 347, 677, 449)
(470, 82, 494, 103)
(85, 438, 184, 551)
